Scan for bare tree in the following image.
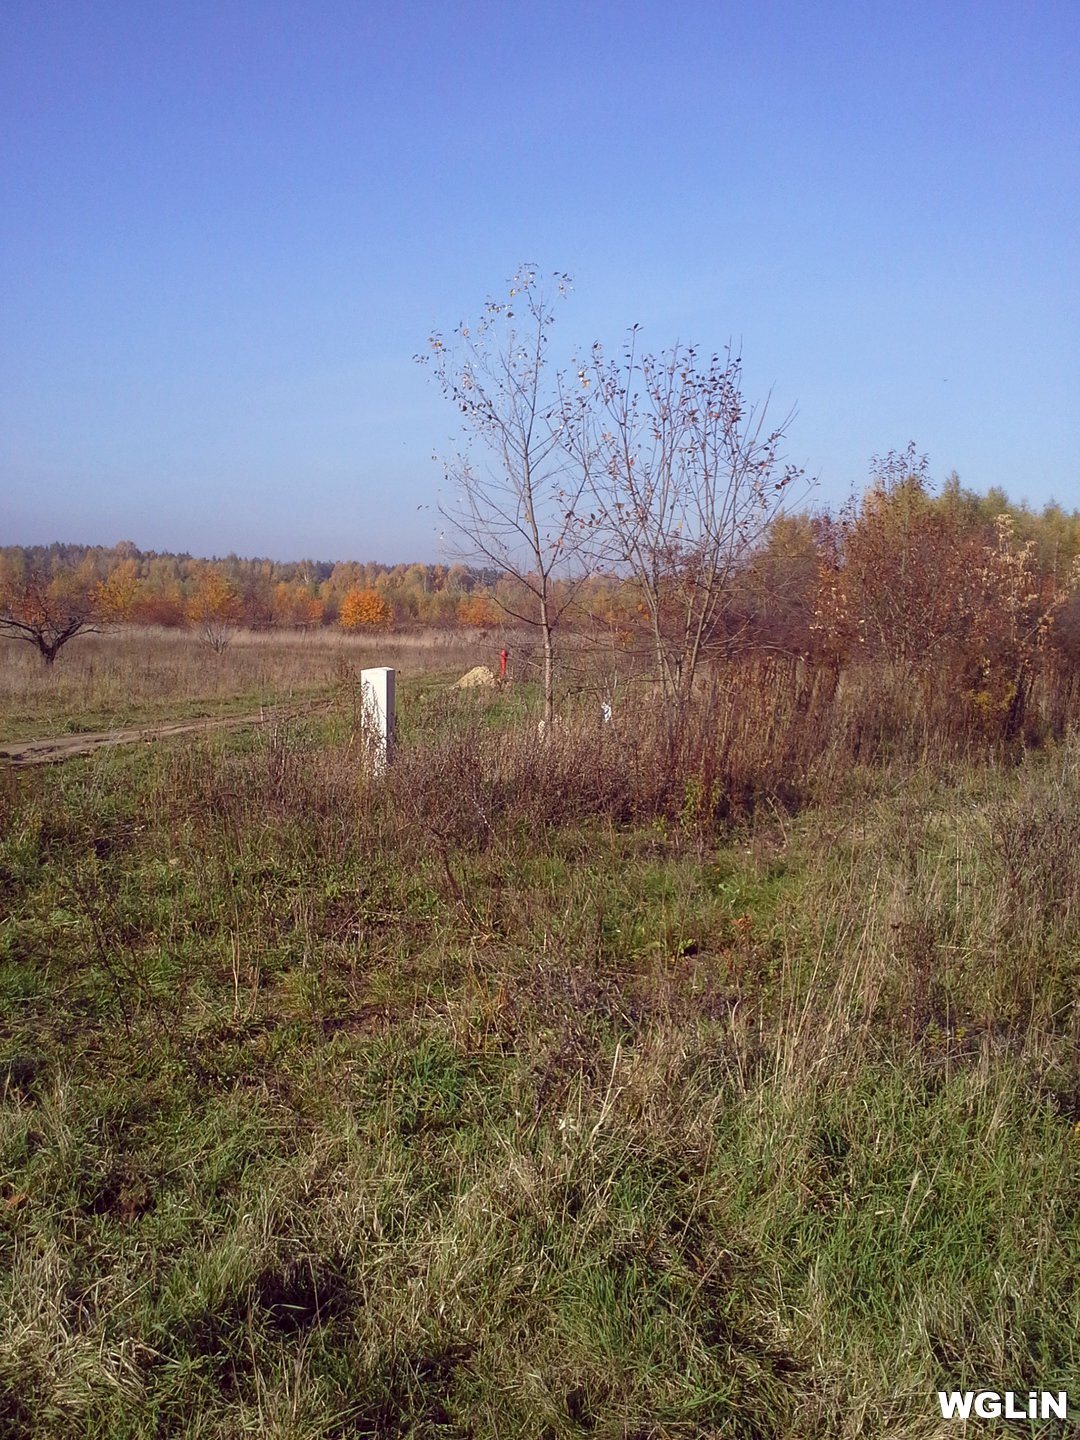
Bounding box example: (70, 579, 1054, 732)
(420, 266, 592, 728)
(0, 555, 102, 666)
(577, 332, 806, 717)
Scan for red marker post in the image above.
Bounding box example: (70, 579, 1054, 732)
(499, 648, 508, 680)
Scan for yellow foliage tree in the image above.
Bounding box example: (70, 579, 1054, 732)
(272, 580, 324, 629)
(95, 559, 141, 622)
(339, 587, 393, 631)
(187, 567, 243, 652)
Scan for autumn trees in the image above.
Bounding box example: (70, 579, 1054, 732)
(339, 587, 393, 631)
(0, 544, 155, 665)
(811, 447, 1073, 739)
(186, 567, 243, 653)
(420, 269, 1078, 742)
(0, 544, 522, 651)
(2, 431, 1077, 739)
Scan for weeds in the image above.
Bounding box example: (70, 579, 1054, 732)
(0, 648, 1077, 1436)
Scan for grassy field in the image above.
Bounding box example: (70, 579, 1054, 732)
(0, 629, 495, 742)
(0, 632, 1077, 1437)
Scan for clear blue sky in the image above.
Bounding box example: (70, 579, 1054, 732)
(2, 0, 1077, 561)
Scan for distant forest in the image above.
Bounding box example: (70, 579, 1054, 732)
(3, 475, 1079, 676)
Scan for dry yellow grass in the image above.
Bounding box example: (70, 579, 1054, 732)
(0, 626, 500, 741)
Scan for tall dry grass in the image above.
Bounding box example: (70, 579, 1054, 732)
(0, 625, 500, 738)
(0, 646, 1076, 1436)
(365, 655, 1079, 840)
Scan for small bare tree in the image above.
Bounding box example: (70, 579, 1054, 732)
(578, 332, 806, 717)
(420, 266, 592, 728)
(0, 555, 102, 666)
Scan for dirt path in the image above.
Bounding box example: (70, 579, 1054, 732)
(0, 705, 323, 767)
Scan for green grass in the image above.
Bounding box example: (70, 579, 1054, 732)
(0, 707, 1077, 1437)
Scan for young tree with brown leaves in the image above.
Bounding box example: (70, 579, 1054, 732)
(576, 333, 806, 717)
(812, 447, 1065, 740)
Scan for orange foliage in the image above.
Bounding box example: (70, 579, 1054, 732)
(812, 465, 1066, 738)
(457, 593, 501, 628)
(271, 580, 324, 629)
(132, 585, 186, 627)
(187, 567, 243, 652)
(339, 587, 393, 630)
(0, 555, 101, 664)
(95, 560, 140, 622)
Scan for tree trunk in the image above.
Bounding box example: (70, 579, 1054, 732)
(540, 595, 555, 730)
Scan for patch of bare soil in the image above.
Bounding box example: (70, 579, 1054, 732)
(453, 665, 497, 689)
(0, 709, 296, 767)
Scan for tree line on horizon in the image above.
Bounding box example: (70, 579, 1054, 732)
(0, 545, 510, 655)
(6, 262, 1079, 758)
(2, 473, 1079, 688)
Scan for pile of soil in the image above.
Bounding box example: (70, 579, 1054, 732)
(454, 666, 497, 689)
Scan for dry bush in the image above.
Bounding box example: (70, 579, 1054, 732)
(220, 653, 1080, 868)
(405, 657, 1072, 844)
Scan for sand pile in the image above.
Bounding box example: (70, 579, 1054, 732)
(454, 665, 497, 689)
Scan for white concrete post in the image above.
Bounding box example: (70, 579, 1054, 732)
(360, 667, 395, 771)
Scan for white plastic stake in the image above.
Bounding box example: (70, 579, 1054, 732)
(360, 667, 395, 771)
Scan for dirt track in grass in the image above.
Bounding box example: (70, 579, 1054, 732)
(0, 705, 321, 766)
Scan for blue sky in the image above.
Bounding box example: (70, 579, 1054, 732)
(2, 0, 1077, 561)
